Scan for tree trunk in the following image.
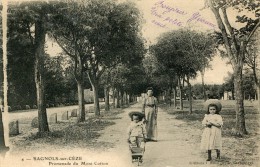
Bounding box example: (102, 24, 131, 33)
(169, 86, 172, 106)
(77, 80, 85, 122)
(231, 89, 235, 100)
(0, 107, 9, 154)
(173, 87, 177, 109)
(126, 92, 130, 106)
(234, 61, 247, 135)
(125, 92, 127, 105)
(104, 86, 110, 111)
(178, 76, 183, 110)
(257, 85, 260, 111)
(116, 89, 120, 108)
(129, 94, 132, 103)
(187, 77, 192, 114)
(112, 88, 116, 108)
(34, 19, 49, 133)
(87, 71, 101, 116)
(75, 53, 85, 122)
(92, 82, 100, 116)
(201, 70, 207, 101)
(120, 90, 124, 108)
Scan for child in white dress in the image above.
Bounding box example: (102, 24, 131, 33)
(200, 103, 223, 161)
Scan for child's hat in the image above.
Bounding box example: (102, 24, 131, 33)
(204, 99, 222, 112)
(128, 111, 145, 119)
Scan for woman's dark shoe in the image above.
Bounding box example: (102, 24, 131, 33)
(207, 150, 212, 161)
(216, 149, 220, 159)
(150, 139, 157, 142)
(145, 138, 151, 142)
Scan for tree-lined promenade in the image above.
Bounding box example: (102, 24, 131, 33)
(1, 0, 259, 162)
(1, 100, 259, 167)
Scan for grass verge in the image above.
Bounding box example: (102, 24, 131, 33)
(160, 100, 259, 166)
(9, 108, 124, 153)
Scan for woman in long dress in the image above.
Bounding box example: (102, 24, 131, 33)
(142, 87, 158, 142)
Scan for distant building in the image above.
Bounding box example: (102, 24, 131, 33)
(223, 91, 233, 100)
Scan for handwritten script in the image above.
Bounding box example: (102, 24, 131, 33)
(151, 0, 217, 29)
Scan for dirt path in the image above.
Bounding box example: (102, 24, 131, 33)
(1, 103, 209, 167)
(94, 103, 206, 167)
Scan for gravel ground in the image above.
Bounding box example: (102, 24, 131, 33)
(1, 101, 259, 167)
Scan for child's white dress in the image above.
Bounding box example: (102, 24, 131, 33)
(200, 114, 223, 150)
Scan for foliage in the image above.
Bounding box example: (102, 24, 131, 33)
(49, 0, 145, 115)
(44, 54, 84, 104)
(206, 0, 259, 134)
(151, 29, 216, 80)
(223, 72, 235, 91)
(7, 7, 36, 107)
(49, 0, 144, 75)
(242, 69, 257, 99)
(191, 84, 224, 99)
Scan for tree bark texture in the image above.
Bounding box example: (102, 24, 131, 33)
(87, 71, 101, 116)
(120, 90, 124, 108)
(173, 87, 177, 109)
(77, 80, 85, 121)
(233, 58, 247, 135)
(34, 19, 49, 133)
(178, 77, 183, 110)
(104, 86, 110, 111)
(208, 1, 253, 135)
(112, 88, 116, 108)
(169, 86, 172, 106)
(187, 77, 192, 114)
(92, 81, 100, 116)
(0, 110, 9, 152)
(116, 90, 120, 108)
(75, 54, 85, 122)
(201, 70, 207, 101)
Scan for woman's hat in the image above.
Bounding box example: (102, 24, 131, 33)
(204, 99, 222, 111)
(128, 111, 145, 119)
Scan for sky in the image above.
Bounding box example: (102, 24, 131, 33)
(134, 0, 234, 84)
(45, 0, 234, 85)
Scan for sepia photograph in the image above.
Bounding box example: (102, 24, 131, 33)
(0, 0, 259, 166)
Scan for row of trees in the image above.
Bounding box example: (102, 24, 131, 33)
(1, 0, 259, 149)
(150, 29, 217, 112)
(149, 0, 259, 136)
(7, 0, 146, 133)
(207, 0, 259, 135)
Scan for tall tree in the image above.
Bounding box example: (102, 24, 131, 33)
(207, 0, 259, 135)
(8, 1, 56, 133)
(50, 0, 144, 116)
(175, 29, 216, 112)
(151, 29, 214, 113)
(7, 4, 36, 108)
(85, 1, 144, 114)
(192, 32, 216, 101)
(143, 54, 178, 107)
(0, 5, 9, 153)
(49, 1, 92, 121)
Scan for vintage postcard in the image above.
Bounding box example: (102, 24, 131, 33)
(1, 0, 259, 167)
